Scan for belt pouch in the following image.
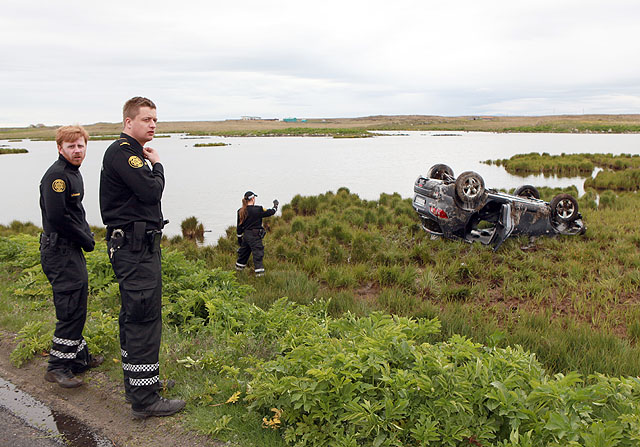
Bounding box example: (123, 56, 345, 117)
(148, 231, 161, 253)
(132, 222, 145, 252)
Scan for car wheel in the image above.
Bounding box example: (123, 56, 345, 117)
(427, 164, 454, 180)
(455, 171, 486, 208)
(514, 184, 540, 199)
(550, 193, 579, 222)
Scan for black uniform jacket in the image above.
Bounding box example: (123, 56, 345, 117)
(39, 154, 94, 251)
(237, 205, 276, 235)
(99, 133, 165, 231)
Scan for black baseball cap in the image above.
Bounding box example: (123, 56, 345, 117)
(244, 191, 257, 200)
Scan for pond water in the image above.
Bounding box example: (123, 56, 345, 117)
(1, 131, 639, 244)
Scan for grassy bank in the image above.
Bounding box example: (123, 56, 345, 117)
(2, 218, 640, 446)
(165, 186, 640, 377)
(3, 114, 640, 140)
(3, 151, 640, 444)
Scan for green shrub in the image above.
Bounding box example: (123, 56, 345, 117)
(181, 216, 205, 242)
(247, 312, 640, 447)
(10, 321, 51, 367)
(290, 195, 320, 216)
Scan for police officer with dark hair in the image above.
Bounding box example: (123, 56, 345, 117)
(236, 191, 278, 276)
(99, 97, 185, 418)
(40, 125, 103, 388)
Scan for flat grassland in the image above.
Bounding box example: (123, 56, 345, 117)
(3, 114, 640, 139)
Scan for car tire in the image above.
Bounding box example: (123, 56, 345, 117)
(550, 193, 579, 222)
(455, 171, 486, 209)
(427, 164, 454, 180)
(514, 185, 540, 199)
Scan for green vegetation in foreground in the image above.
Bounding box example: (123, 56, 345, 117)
(194, 142, 229, 147)
(0, 148, 28, 155)
(187, 127, 374, 138)
(167, 186, 640, 377)
(2, 219, 640, 446)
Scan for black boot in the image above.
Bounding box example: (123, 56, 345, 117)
(45, 369, 83, 388)
(132, 397, 186, 419)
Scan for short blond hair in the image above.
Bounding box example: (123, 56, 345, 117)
(123, 96, 156, 122)
(55, 125, 89, 147)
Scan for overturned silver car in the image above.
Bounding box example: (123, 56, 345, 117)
(413, 164, 586, 250)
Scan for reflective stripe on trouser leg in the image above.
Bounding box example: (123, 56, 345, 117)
(111, 244, 163, 410)
(47, 283, 90, 373)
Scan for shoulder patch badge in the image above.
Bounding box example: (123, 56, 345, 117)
(128, 156, 144, 168)
(52, 179, 66, 193)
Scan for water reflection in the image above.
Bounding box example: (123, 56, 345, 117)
(1, 131, 639, 244)
(0, 377, 113, 446)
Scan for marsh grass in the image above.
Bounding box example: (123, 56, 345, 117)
(484, 152, 640, 177)
(187, 127, 374, 138)
(0, 148, 28, 154)
(485, 152, 640, 193)
(181, 216, 205, 242)
(585, 168, 640, 191)
(178, 185, 640, 377)
(193, 142, 229, 147)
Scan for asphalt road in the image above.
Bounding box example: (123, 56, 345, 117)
(0, 406, 62, 447)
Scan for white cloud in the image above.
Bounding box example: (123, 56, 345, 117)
(1, 0, 639, 126)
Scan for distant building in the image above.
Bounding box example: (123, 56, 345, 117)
(241, 116, 261, 120)
(282, 118, 298, 123)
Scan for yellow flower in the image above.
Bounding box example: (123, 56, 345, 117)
(262, 408, 282, 429)
(226, 391, 241, 404)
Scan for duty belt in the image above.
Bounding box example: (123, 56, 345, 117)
(39, 232, 76, 249)
(108, 227, 162, 257)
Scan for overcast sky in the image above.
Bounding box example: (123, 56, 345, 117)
(1, 0, 639, 127)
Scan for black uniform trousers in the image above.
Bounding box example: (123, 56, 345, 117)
(236, 229, 265, 273)
(108, 236, 162, 410)
(40, 239, 91, 374)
